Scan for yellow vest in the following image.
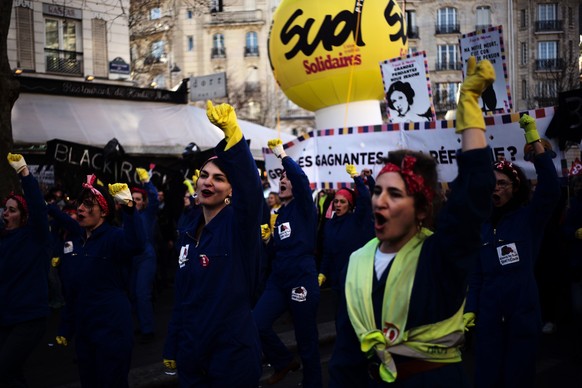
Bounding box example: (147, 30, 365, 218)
(345, 229, 465, 383)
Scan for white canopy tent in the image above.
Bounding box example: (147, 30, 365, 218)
(11, 93, 295, 160)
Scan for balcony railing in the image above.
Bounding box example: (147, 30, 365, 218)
(435, 23, 460, 34)
(535, 58, 565, 71)
(206, 9, 263, 26)
(475, 24, 492, 31)
(244, 46, 259, 57)
(211, 47, 226, 59)
(535, 20, 563, 32)
(435, 61, 462, 71)
(407, 26, 419, 39)
(433, 100, 457, 112)
(535, 96, 558, 107)
(45, 48, 83, 75)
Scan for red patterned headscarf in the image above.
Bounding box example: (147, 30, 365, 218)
(493, 160, 521, 185)
(82, 174, 109, 215)
(3, 192, 28, 216)
(377, 155, 435, 202)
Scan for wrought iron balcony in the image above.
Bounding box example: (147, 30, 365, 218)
(535, 58, 565, 71)
(434, 61, 462, 71)
(206, 9, 264, 26)
(435, 23, 460, 34)
(475, 24, 492, 31)
(211, 47, 226, 59)
(535, 20, 563, 32)
(244, 46, 259, 57)
(407, 26, 419, 39)
(45, 49, 83, 75)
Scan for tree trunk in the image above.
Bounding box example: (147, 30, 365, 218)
(0, 0, 21, 196)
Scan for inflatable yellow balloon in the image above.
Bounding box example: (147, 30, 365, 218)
(269, 0, 408, 112)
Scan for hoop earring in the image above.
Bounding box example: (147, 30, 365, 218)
(417, 220, 423, 231)
(224, 197, 231, 205)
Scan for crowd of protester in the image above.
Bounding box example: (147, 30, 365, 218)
(2, 59, 582, 387)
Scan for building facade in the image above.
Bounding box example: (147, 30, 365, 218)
(405, 0, 580, 116)
(8, 0, 132, 83)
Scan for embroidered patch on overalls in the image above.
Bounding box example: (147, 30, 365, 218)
(497, 242, 519, 265)
(291, 286, 307, 302)
(63, 241, 73, 254)
(278, 222, 291, 240)
(179, 245, 190, 268)
(199, 254, 210, 267)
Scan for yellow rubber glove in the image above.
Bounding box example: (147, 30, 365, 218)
(318, 273, 326, 287)
(51, 257, 60, 267)
(183, 179, 195, 196)
(346, 164, 358, 178)
(519, 113, 540, 144)
(7, 153, 27, 174)
(206, 100, 243, 151)
(55, 336, 68, 346)
(136, 167, 150, 183)
(268, 139, 287, 159)
(456, 56, 495, 133)
(108, 183, 133, 206)
(575, 228, 582, 240)
(463, 312, 476, 331)
(163, 359, 177, 370)
(260, 224, 271, 242)
(192, 169, 200, 187)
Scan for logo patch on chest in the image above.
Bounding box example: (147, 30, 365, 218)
(199, 254, 210, 267)
(278, 222, 292, 240)
(179, 245, 189, 268)
(291, 286, 307, 302)
(497, 242, 519, 265)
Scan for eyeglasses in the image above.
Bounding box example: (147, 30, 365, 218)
(79, 199, 97, 208)
(495, 180, 512, 189)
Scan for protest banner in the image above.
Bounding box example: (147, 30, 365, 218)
(264, 107, 564, 192)
(459, 26, 512, 113)
(380, 52, 436, 123)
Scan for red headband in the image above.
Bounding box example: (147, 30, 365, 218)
(377, 155, 435, 202)
(3, 192, 28, 215)
(493, 160, 521, 185)
(335, 189, 354, 207)
(82, 174, 109, 215)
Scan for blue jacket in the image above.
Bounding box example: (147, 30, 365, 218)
(270, 156, 318, 276)
(0, 174, 51, 326)
(320, 176, 374, 289)
(163, 138, 263, 366)
(134, 181, 159, 263)
(56, 207, 146, 339)
(466, 151, 560, 316)
(562, 194, 582, 280)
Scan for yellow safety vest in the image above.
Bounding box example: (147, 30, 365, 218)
(345, 229, 465, 383)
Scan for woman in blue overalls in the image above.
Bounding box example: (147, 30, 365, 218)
(253, 139, 322, 387)
(466, 114, 560, 388)
(162, 101, 263, 387)
(53, 176, 145, 388)
(0, 153, 50, 387)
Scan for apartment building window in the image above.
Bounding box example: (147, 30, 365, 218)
(436, 7, 459, 34)
(187, 9, 193, 19)
(536, 41, 560, 70)
(406, 10, 419, 39)
(520, 42, 527, 65)
(520, 9, 527, 28)
(45, 16, 83, 75)
(434, 82, 458, 111)
(150, 7, 161, 20)
(521, 80, 527, 100)
(187, 36, 194, 51)
(15, 6, 35, 70)
(245, 66, 260, 93)
(245, 32, 259, 56)
(210, 0, 223, 13)
(568, 7, 573, 27)
(145, 40, 166, 64)
(91, 18, 108, 78)
(536, 3, 561, 32)
(211, 33, 225, 58)
(476, 6, 491, 30)
(436, 44, 460, 71)
(536, 80, 557, 98)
